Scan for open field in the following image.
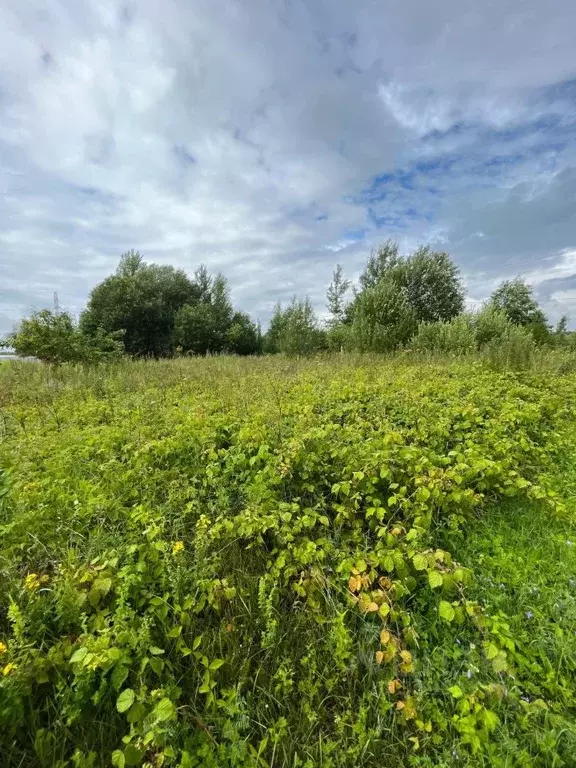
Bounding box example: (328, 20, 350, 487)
(1, 356, 576, 767)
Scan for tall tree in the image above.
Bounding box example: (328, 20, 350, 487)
(80, 252, 198, 357)
(401, 246, 465, 323)
(489, 277, 550, 343)
(326, 264, 351, 326)
(358, 240, 400, 291)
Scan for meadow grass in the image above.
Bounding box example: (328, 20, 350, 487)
(0, 355, 575, 767)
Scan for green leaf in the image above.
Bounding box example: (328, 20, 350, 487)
(126, 701, 146, 724)
(70, 647, 88, 664)
(124, 745, 144, 766)
(111, 750, 125, 768)
(378, 603, 390, 619)
(153, 697, 176, 722)
(412, 554, 427, 571)
(149, 656, 164, 675)
(492, 651, 509, 674)
(439, 601, 455, 623)
(209, 658, 225, 671)
(448, 685, 463, 699)
(485, 642, 499, 660)
(428, 571, 443, 589)
(111, 664, 129, 691)
(116, 689, 135, 714)
(149, 646, 164, 655)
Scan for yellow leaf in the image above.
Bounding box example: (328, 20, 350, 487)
(380, 629, 391, 645)
(375, 651, 384, 665)
(396, 700, 405, 710)
(400, 650, 413, 664)
(388, 679, 401, 694)
(366, 601, 379, 612)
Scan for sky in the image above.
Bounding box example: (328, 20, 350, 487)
(1, 0, 576, 333)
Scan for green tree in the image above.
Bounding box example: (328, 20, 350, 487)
(326, 264, 351, 326)
(351, 280, 417, 352)
(226, 311, 261, 355)
(264, 298, 325, 356)
(174, 303, 222, 355)
(358, 240, 400, 291)
(80, 252, 198, 357)
(7, 309, 122, 365)
(489, 277, 550, 343)
(401, 246, 465, 322)
(173, 272, 247, 355)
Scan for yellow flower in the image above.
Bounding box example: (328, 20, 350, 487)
(0, 642, 7, 655)
(2, 662, 16, 676)
(24, 573, 41, 591)
(172, 541, 184, 555)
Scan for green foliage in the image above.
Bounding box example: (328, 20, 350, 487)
(350, 242, 465, 352)
(410, 315, 477, 355)
(7, 309, 122, 365)
(490, 277, 551, 343)
(80, 252, 199, 357)
(263, 298, 325, 356)
(351, 279, 416, 351)
(0, 356, 575, 767)
(400, 246, 465, 323)
(326, 264, 351, 326)
(482, 324, 537, 370)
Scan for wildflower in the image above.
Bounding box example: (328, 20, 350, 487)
(525, 611, 533, 619)
(0, 642, 7, 655)
(172, 541, 185, 555)
(24, 573, 41, 591)
(2, 662, 16, 676)
(466, 669, 472, 679)
(567, 540, 573, 547)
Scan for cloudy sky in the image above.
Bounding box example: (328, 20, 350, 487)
(2, 0, 576, 333)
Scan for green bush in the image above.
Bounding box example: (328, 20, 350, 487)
(482, 324, 536, 370)
(6, 309, 123, 365)
(410, 315, 476, 355)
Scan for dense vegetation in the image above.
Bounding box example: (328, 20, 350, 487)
(1, 355, 576, 767)
(3, 241, 574, 363)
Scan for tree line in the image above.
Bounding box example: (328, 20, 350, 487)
(2, 242, 573, 363)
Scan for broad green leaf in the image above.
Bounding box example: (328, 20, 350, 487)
(149, 646, 164, 655)
(209, 658, 225, 671)
(111, 750, 125, 768)
(116, 688, 135, 714)
(111, 664, 129, 691)
(448, 685, 463, 699)
(70, 647, 88, 664)
(439, 601, 455, 623)
(153, 697, 176, 722)
(412, 554, 427, 571)
(428, 571, 443, 589)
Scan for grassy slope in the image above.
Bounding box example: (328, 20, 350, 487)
(0, 357, 575, 767)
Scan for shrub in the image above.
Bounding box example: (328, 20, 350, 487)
(482, 324, 536, 370)
(7, 309, 123, 365)
(410, 315, 476, 355)
(351, 280, 417, 352)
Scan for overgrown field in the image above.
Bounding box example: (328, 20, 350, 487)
(1, 357, 576, 767)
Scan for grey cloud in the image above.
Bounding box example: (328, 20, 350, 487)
(1, 0, 576, 334)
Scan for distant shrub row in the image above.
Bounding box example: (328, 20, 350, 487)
(3, 241, 574, 365)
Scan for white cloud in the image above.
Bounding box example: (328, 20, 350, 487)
(0, 0, 576, 332)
